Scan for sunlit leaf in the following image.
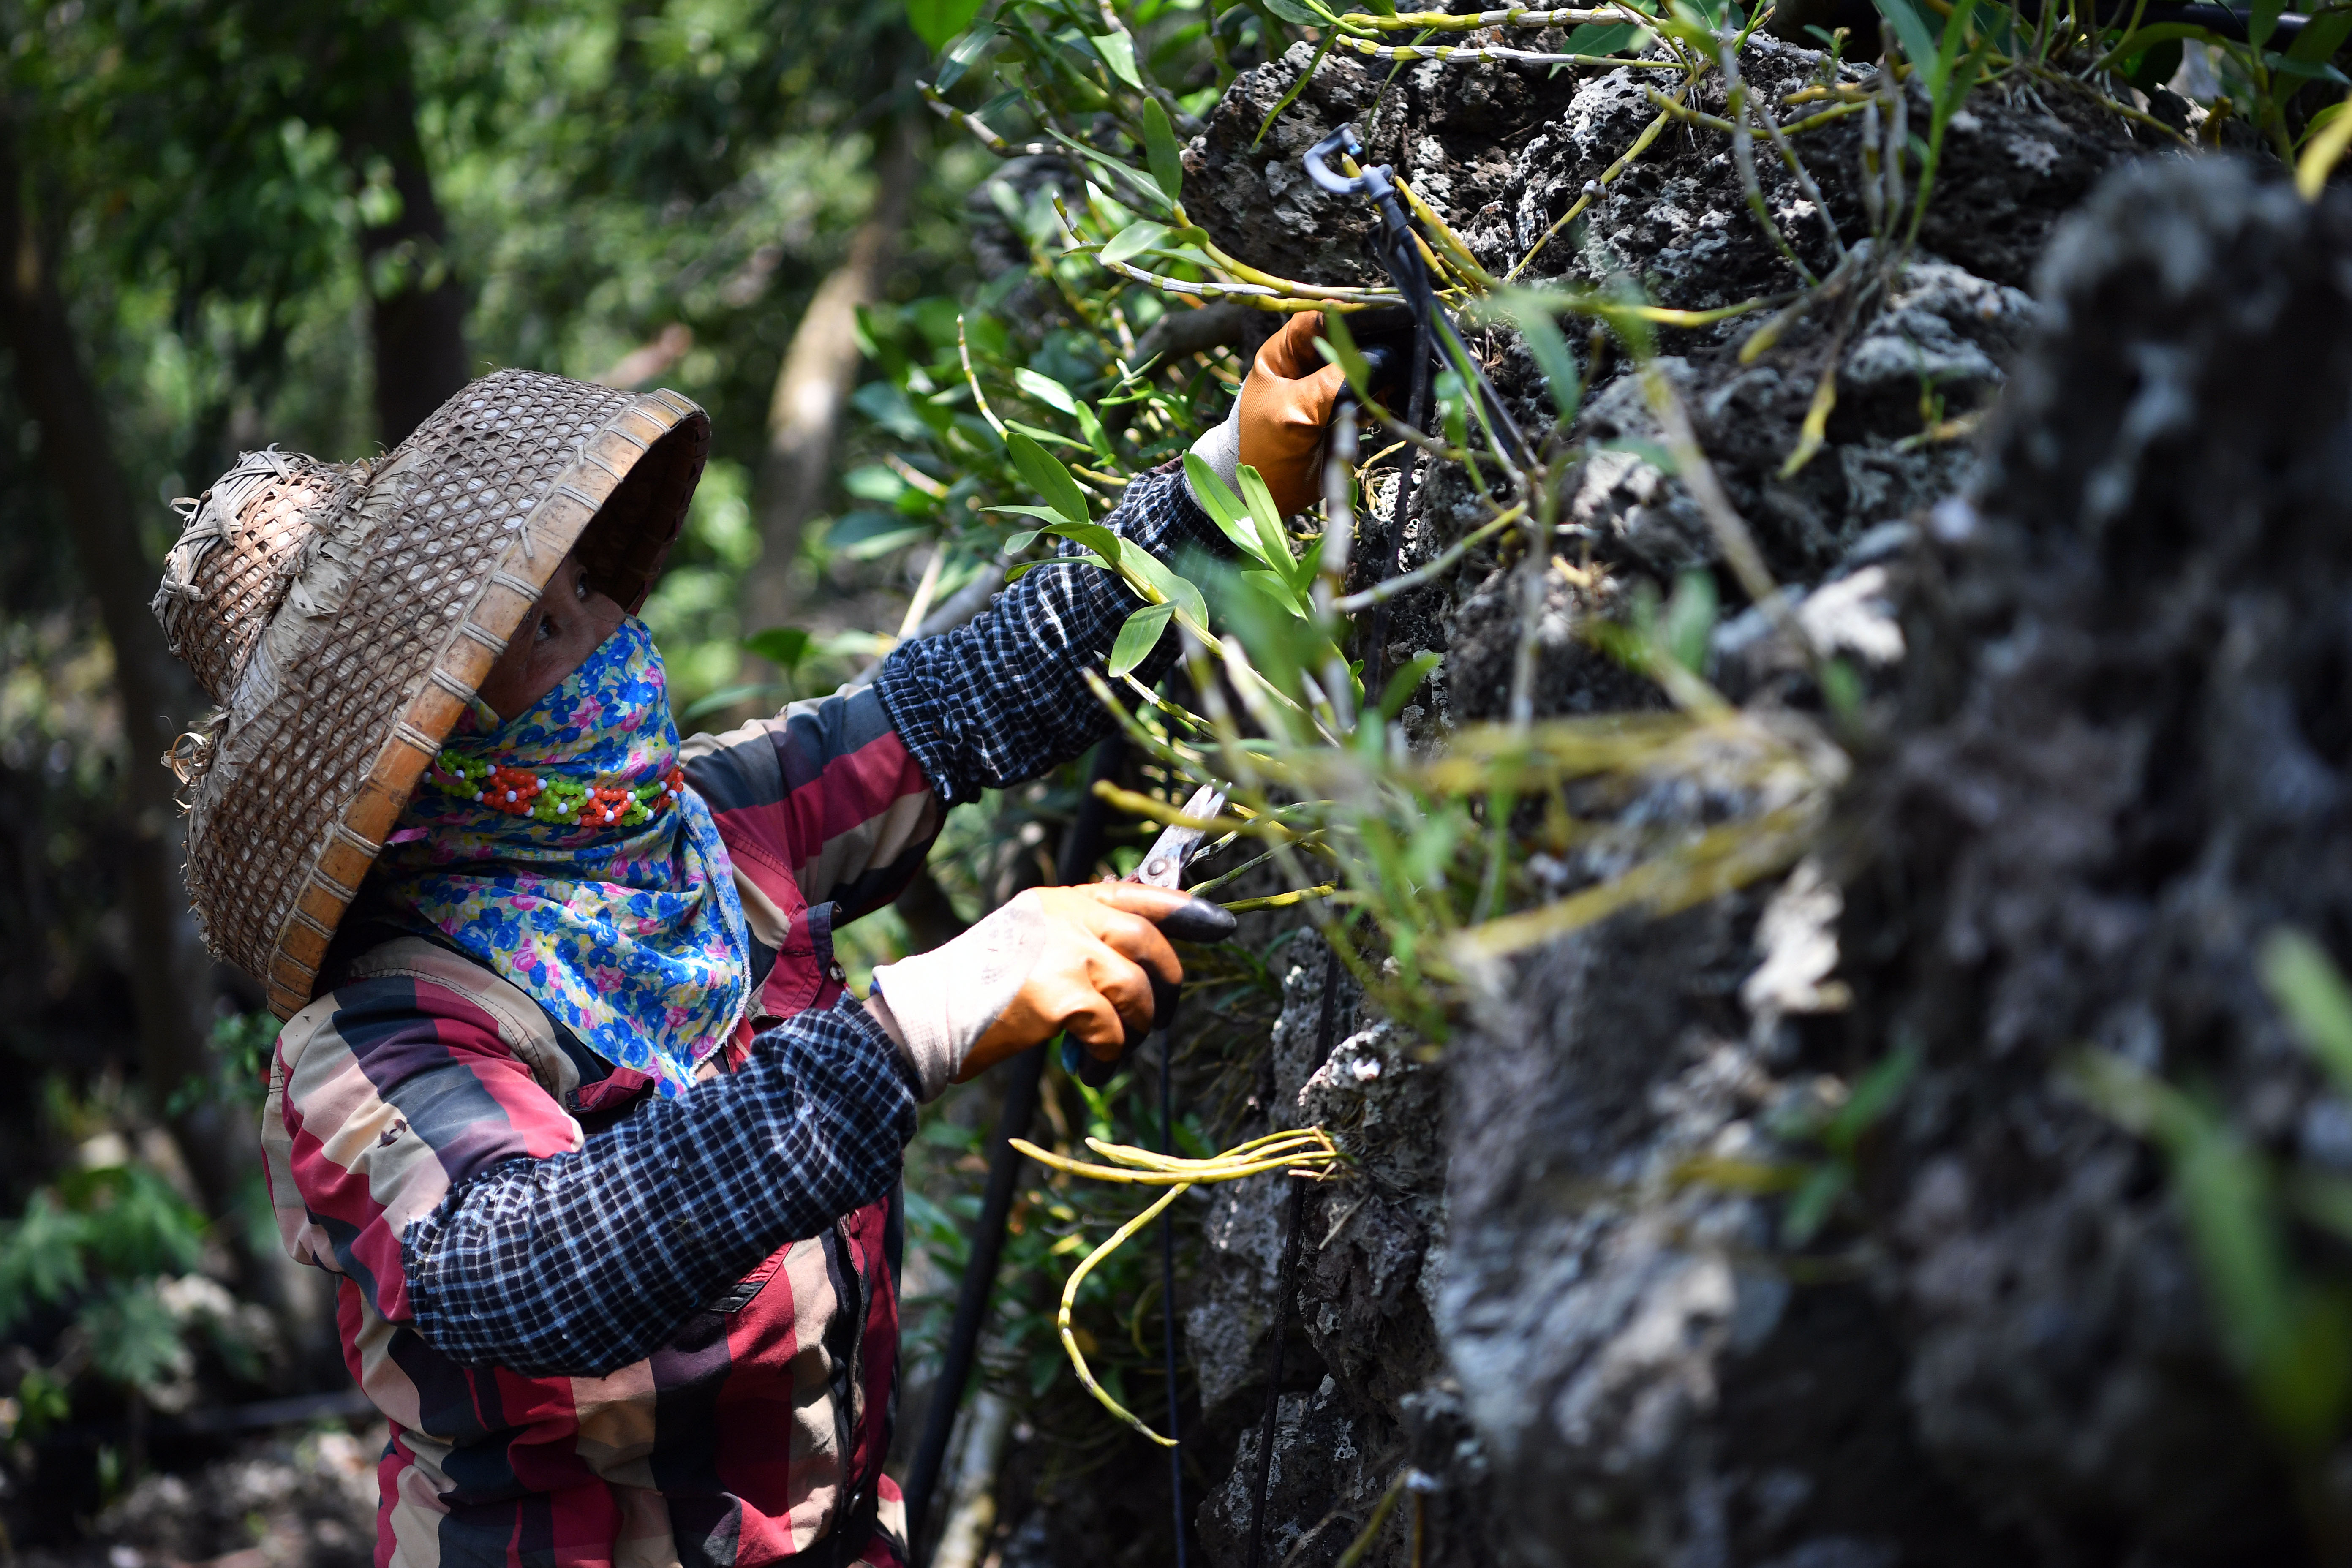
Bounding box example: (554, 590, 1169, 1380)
(1182, 454, 1264, 561)
(1125, 547, 1209, 630)
(1100, 219, 1174, 265)
(1090, 31, 1145, 88)
(1014, 367, 1079, 414)
(1235, 465, 1296, 570)
(934, 26, 993, 92)
(1108, 602, 1177, 675)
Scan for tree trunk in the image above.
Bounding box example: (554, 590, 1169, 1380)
(336, 18, 470, 448)
(738, 117, 925, 654)
(0, 114, 293, 1318)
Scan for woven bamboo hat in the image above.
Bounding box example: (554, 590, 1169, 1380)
(152, 368, 710, 1018)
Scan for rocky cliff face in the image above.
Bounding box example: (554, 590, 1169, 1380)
(1166, 32, 2351, 1568)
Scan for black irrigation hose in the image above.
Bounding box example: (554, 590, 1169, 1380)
(904, 737, 1128, 1565)
(1304, 123, 1529, 697)
(1242, 945, 1343, 1568)
(1160, 1026, 1190, 1568)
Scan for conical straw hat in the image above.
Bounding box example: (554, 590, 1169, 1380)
(152, 368, 710, 1018)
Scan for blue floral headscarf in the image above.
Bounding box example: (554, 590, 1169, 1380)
(370, 616, 750, 1095)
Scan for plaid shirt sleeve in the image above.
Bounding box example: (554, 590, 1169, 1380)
(874, 463, 1228, 806)
(398, 995, 918, 1377)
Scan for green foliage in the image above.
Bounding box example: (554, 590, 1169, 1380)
(2071, 929, 2352, 1464)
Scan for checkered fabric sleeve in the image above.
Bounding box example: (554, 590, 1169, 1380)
(874, 463, 1230, 805)
(399, 995, 917, 1376)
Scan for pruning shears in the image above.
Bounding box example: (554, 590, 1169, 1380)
(1060, 782, 1230, 1088)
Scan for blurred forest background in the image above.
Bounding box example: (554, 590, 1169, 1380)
(0, 0, 1154, 1549)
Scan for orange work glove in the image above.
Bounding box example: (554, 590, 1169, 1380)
(1189, 311, 1350, 520)
(865, 883, 1222, 1097)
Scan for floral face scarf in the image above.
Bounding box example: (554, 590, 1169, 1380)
(370, 615, 750, 1095)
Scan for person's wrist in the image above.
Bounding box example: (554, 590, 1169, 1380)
(868, 959, 958, 1102)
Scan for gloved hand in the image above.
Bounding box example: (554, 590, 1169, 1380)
(1189, 310, 1349, 519)
(865, 884, 1234, 1099)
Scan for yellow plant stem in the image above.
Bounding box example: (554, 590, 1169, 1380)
(1022, 1127, 1345, 1443)
(1057, 1181, 1190, 1446)
(1331, 33, 1684, 67)
(957, 315, 1007, 439)
(1090, 780, 1309, 842)
(1339, 5, 1623, 28)
(1448, 799, 1823, 961)
(1393, 176, 1500, 289)
(1510, 90, 1682, 280)
(1222, 884, 1343, 914)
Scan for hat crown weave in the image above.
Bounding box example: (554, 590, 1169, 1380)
(154, 451, 360, 708)
(151, 368, 710, 1017)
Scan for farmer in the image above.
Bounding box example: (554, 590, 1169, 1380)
(149, 315, 1345, 1568)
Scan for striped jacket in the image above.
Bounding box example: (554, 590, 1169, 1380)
(258, 467, 1218, 1568)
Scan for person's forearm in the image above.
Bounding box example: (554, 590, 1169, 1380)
(401, 995, 918, 1377)
(874, 463, 1231, 804)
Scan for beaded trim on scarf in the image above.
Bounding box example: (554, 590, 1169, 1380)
(425, 754, 688, 829)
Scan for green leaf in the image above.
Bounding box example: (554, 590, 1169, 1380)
(1493, 290, 1582, 423)
(2254, 0, 2287, 49)
(827, 511, 931, 561)
(741, 627, 811, 672)
(0, 1194, 89, 1332)
(1240, 567, 1304, 616)
(1823, 1038, 1922, 1154)
(1562, 20, 1640, 53)
(1091, 30, 1145, 88)
(1006, 550, 1113, 583)
(1235, 464, 1298, 571)
(906, 0, 985, 51)
(1872, 0, 1942, 79)
(982, 504, 1073, 522)
(1933, 0, 1978, 96)
(82, 1282, 189, 1393)
(1043, 519, 1128, 571)
(1141, 98, 1186, 207)
(1014, 367, 1079, 414)
(1100, 219, 1174, 265)
(1780, 1162, 1849, 1247)
(1663, 569, 1718, 676)
(2104, 19, 2221, 56)
(1261, 0, 1321, 19)
(1182, 454, 1263, 558)
(1293, 530, 1326, 598)
(1123, 547, 1210, 629)
(1108, 602, 1177, 675)
(2261, 927, 2352, 1104)
(71, 1165, 204, 1279)
(1005, 429, 1092, 524)
(935, 26, 992, 92)
(2289, 8, 2352, 64)
(1378, 650, 1444, 719)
